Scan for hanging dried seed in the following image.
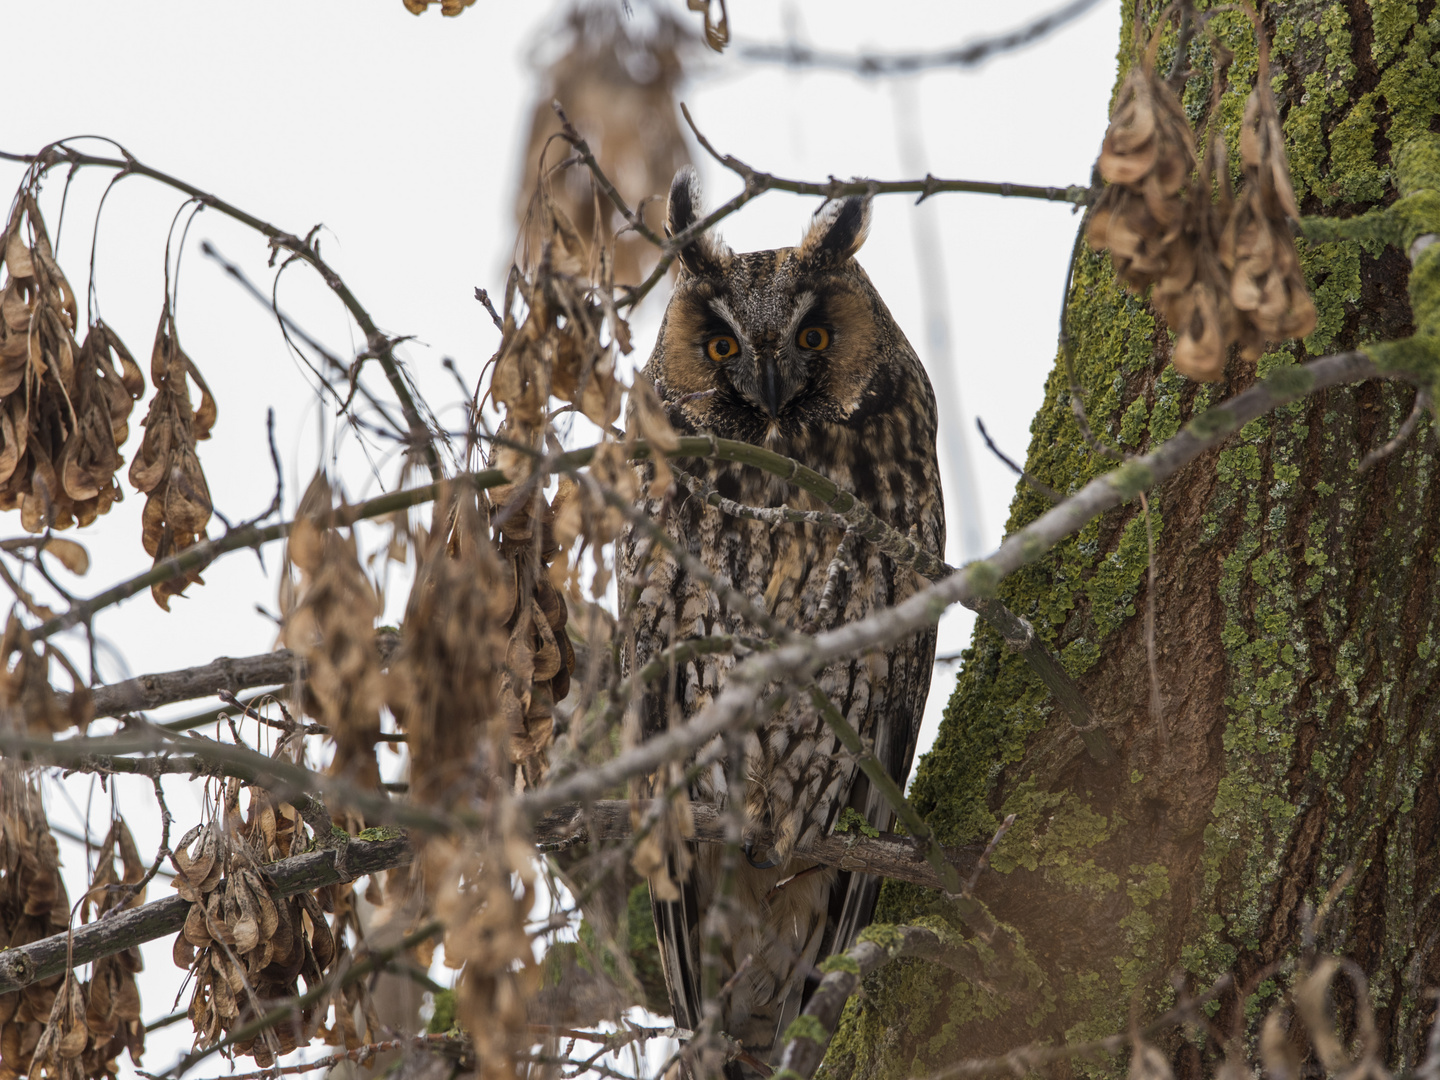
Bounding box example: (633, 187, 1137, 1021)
(0, 198, 143, 533)
(128, 304, 215, 610)
(1220, 77, 1317, 350)
(279, 473, 387, 799)
(1087, 26, 1196, 296)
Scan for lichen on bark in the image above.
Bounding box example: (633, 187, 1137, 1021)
(820, 3, 1440, 1078)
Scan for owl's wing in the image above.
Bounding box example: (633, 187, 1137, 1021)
(649, 853, 705, 1033)
(822, 623, 939, 959)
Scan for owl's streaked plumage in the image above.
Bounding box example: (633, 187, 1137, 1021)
(620, 167, 944, 1073)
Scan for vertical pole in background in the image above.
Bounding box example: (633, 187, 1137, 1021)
(892, 79, 986, 563)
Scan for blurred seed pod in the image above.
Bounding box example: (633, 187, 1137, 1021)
(1087, 24, 1195, 295)
(279, 473, 387, 801)
(0, 616, 92, 735)
(1090, 13, 1316, 382)
(0, 199, 144, 533)
(1220, 54, 1316, 351)
(0, 772, 71, 1080)
(517, 1, 694, 285)
(401, 0, 474, 14)
(128, 304, 216, 610)
(390, 490, 513, 804)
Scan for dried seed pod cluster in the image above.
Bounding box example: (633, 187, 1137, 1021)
(1088, 23, 1316, 381)
(517, 3, 693, 284)
(170, 782, 334, 1066)
(279, 473, 387, 799)
(0, 199, 144, 530)
(0, 775, 70, 1080)
(27, 821, 149, 1080)
(128, 307, 216, 609)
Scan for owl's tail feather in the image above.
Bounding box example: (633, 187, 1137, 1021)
(651, 851, 847, 1078)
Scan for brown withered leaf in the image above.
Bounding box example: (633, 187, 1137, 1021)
(687, 0, 729, 52)
(128, 305, 215, 610)
(628, 374, 679, 498)
(402, 0, 475, 13)
(279, 473, 387, 800)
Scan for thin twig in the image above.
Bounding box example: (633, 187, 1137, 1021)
(1138, 490, 1164, 747)
(1358, 387, 1432, 472)
(975, 417, 1062, 502)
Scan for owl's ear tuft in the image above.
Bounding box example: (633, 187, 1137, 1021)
(667, 166, 726, 277)
(799, 196, 872, 265)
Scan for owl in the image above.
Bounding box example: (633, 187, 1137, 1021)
(620, 167, 944, 1074)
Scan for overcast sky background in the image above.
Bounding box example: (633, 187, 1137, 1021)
(0, 1, 1121, 1075)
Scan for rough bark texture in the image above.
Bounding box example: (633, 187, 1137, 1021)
(822, 3, 1440, 1076)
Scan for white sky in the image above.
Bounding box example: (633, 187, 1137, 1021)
(0, 1, 1121, 1075)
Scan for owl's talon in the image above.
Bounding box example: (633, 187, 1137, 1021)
(743, 839, 780, 870)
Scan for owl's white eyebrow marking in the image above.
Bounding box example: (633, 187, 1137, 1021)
(707, 298, 750, 347)
(784, 292, 819, 339)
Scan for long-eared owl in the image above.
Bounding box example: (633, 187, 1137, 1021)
(620, 167, 944, 1072)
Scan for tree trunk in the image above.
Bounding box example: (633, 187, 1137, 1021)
(825, 2, 1440, 1075)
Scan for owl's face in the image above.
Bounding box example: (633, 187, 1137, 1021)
(649, 169, 900, 446)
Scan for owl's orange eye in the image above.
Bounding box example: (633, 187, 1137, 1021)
(797, 326, 830, 351)
(706, 335, 739, 362)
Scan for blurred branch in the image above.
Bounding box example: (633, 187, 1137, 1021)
(0, 729, 453, 834)
(0, 141, 442, 479)
(737, 0, 1106, 76)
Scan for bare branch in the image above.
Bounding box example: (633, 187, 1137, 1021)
(0, 835, 411, 995)
(738, 0, 1105, 76)
(71, 632, 399, 718)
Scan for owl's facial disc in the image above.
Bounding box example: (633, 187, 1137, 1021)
(705, 295, 823, 420)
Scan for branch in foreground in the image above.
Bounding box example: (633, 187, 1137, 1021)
(525, 351, 1397, 816)
(774, 925, 997, 1080)
(0, 801, 973, 997)
(738, 0, 1105, 75)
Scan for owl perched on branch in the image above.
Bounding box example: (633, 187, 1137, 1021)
(621, 167, 944, 1075)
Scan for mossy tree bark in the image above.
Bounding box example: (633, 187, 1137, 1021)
(824, 2, 1440, 1076)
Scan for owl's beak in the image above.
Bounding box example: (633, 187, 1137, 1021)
(758, 354, 781, 418)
